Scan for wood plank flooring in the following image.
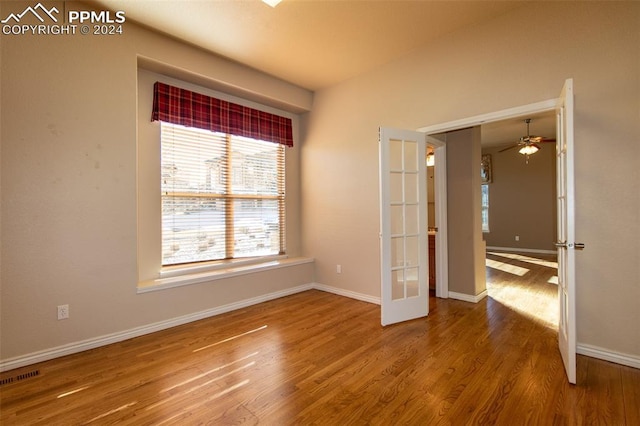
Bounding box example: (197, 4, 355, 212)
(1, 252, 639, 424)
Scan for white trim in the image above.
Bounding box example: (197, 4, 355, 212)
(0, 283, 314, 372)
(159, 254, 289, 278)
(428, 137, 449, 299)
(486, 246, 557, 255)
(313, 283, 381, 305)
(449, 290, 488, 304)
(418, 98, 558, 302)
(417, 99, 557, 135)
(138, 257, 314, 293)
(577, 343, 640, 370)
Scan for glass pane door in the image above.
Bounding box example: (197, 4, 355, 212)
(379, 128, 428, 325)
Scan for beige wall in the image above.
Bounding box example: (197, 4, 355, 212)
(482, 144, 557, 251)
(0, 2, 313, 361)
(446, 127, 486, 297)
(302, 2, 640, 357)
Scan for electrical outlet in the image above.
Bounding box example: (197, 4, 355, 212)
(336, 264, 342, 274)
(515, 235, 520, 241)
(57, 304, 69, 320)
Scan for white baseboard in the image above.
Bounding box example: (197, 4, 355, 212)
(0, 283, 314, 372)
(577, 343, 640, 370)
(312, 283, 381, 305)
(448, 290, 488, 303)
(486, 246, 556, 255)
(6, 283, 637, 373)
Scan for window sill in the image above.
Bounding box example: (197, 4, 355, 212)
(137, 256, 314, 294)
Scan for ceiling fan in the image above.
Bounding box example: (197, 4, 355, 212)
(499, 118, 555, 162)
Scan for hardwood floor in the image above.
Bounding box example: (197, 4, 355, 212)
(485, 251, 559, 329)
(2, 254, 639, 425)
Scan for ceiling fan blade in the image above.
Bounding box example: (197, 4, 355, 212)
(499, 144, 519, 152)
(529, 136, 556, 143)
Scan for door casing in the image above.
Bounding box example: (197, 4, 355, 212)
(418, 97, 558, 300)
(416, 83, 575, 383)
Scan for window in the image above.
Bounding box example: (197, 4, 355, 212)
(161, 122, 285, 266)
(481, 184, 489, 232)
(150, 80, 293, 268)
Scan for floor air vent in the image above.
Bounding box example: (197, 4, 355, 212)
(0, 369, 40, 386)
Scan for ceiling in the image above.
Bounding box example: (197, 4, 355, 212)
(94, 0, 553, 146)
(95, 0, 526, 91)
(481, 111, 556, 149)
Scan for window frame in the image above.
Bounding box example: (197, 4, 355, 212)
(136, 69, 300, 288)
(160, 125, 286, 266)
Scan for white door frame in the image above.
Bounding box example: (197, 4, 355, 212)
(417, 84, 576, 384)
(418, 97, 558, 299)
(418, 99, 557, 135)
(426, 136, 448, 299)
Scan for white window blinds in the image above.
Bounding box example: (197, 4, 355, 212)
(161, 122, 285, 266)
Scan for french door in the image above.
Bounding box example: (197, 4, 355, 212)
(556, 78, 578, 384)
(379, 128, 429, 326)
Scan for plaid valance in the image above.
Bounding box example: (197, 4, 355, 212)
(151, 81, 293, 147)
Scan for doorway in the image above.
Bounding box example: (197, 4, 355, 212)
(418, 97, 559, 303)
(414, 78, 576, 383)
(480, 111, 558, 326)
(426, 147, 437, 292)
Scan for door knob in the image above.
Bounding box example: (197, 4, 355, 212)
(555, 241, 585, 249)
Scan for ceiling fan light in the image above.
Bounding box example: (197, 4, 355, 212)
(262, 0, 282, 7)
(519, 144, 540, 155)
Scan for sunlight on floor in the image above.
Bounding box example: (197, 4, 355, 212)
(485, 258, 530, 276)
(488, 251, 558, 269)
(57, 385, 91, 399)
(155, 380, 250, 426)
(138, 322, 277, 422)
(183, 362, 255, 395)
(161, 351, 259, 393)
(192, 325, 267, 353)
(147, 362, 256, 414)
(487, 252, 558, 329)
(489, 285, 558, 329)
(86, 401, 138, 424)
